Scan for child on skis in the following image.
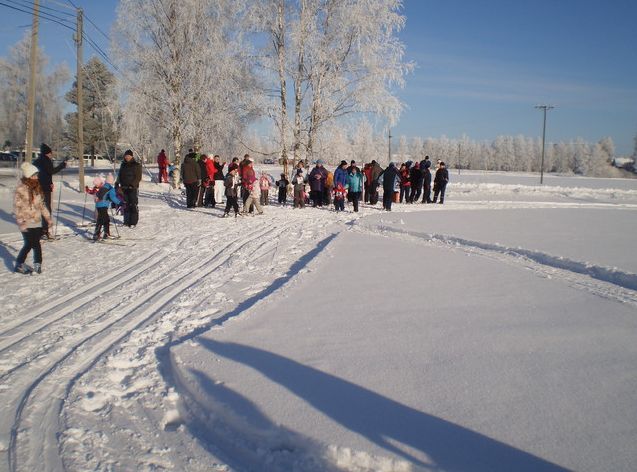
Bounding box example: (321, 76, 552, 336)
(92, 174, 121, 240)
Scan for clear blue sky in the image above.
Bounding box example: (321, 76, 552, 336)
(2, 0, 636, 155)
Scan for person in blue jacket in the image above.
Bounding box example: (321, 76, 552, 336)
(92, 173, 121, 240)
(346, 166, 363, 212)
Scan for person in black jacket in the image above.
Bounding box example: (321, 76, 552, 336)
(116, 149, 142, 226)
(433, 161, 449, 204)
(33, 143, 66, 238)
(420, 157, 432, 203)
(409, 162, 423, 203)
(379, 162, 399, 211)
(181, 150, 201, 208)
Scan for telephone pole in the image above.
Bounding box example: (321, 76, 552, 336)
(388, 127, 392, 164)
(535, 104, 554, 185)
(76, 8, 85, 189)
(24, 0, 40, 164)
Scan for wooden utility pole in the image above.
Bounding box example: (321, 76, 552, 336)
(388, 127, 392, 165)
(76, 8, 85, 189)
(535, 104, 555, 185)
(24, 0, 40, 164)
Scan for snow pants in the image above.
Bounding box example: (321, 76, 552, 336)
(433, 183, 447, 204)
(122, 187, 139, 226)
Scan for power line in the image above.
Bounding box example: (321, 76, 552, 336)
(84, 14, 110, 42)
(0, 1, 75, 32)
(14, 0, 74, 17)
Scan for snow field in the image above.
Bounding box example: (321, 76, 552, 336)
(0, 169, 636, 471)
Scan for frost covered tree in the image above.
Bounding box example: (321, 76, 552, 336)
(113, 0, 256, 164)
(0, 32, 69, 153)
(64, 57, 117, 159)
(252, 0, 412, 163)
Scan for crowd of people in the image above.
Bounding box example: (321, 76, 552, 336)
(169, 150, 450, 217)
(12, 143, 449, 274)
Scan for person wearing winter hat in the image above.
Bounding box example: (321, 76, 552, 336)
(13, 162, 52, 274)
(115, 149, 142, 226)
(92, 172, 121, 240)
(432, 161, 449, 204)
(32, 143, 66, 239)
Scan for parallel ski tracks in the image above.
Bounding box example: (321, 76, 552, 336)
(355, 224, 637, 308)
(2, 223, 282, 472)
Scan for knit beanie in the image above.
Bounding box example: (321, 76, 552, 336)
(124, 149, 134, 158)
(21, 162, 39, 178)
(40, 143, 52, 155)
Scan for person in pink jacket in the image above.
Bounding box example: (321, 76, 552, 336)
(259, 171, 272, 206)
(13, 162, 52, 274)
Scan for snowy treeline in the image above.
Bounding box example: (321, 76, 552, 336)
(400, 134, 618, 177)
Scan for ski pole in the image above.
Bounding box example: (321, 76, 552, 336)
(53, 167, 64, 239)
(80, 189, 88, 226)
(110, 208, 121, 238)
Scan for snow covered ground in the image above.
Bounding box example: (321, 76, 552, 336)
(0, 166, 636, 472)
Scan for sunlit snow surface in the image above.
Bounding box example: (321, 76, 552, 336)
(0, 166, 636, 472)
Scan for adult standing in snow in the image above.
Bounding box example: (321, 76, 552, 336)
(239, 154, 253, 207)
(433, 161, 449, 204)
(203, 154, 217, 207)
(33, 143, 66, 239)
(368, 160, 384, 205)
(116, 149, 142, 226)
(13, 162, 52, 274)
(241, 157, 257, 212)
(346, 165, 363, 212)
(212, 155, 226, 207)
(157, 149, 169, 183)
(399, 163, 411, 203)
(197, 154, 210, 207)
(421, 156, 433, 203)
(181, 150, 201, 209)
(379, 162, 400, 211)
(409, 162, 423, 203)
(308, 160, 328, 207)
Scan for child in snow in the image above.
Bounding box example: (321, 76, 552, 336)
(13, 162, 52, 274)
(333, 183, 347, 211)
(223, 164, 241, 217)
(292, 168, 306, 208)
(276, 173, 289, 205)
(92, 174, 121, 240)
(259, 171, 271, 206)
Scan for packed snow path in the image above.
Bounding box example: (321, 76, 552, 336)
(1, 171, 636, 471)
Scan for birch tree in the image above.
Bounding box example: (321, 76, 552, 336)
(113, 0, 255, 164)
(0, 32, 69, 153)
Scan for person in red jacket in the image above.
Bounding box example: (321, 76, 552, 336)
(241, 157, 257, 212)
(157, 149, 168, 183)
(204, 154, 217, 207)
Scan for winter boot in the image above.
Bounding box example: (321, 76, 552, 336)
(33, 263, 42, 274)
(15, 263, 32, 275)
(93, 224, 102, 241)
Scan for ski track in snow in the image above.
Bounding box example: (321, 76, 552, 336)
(0, 216, 313, 472)
(353, 222, 637, 308)
(1, 183, 636, 471)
